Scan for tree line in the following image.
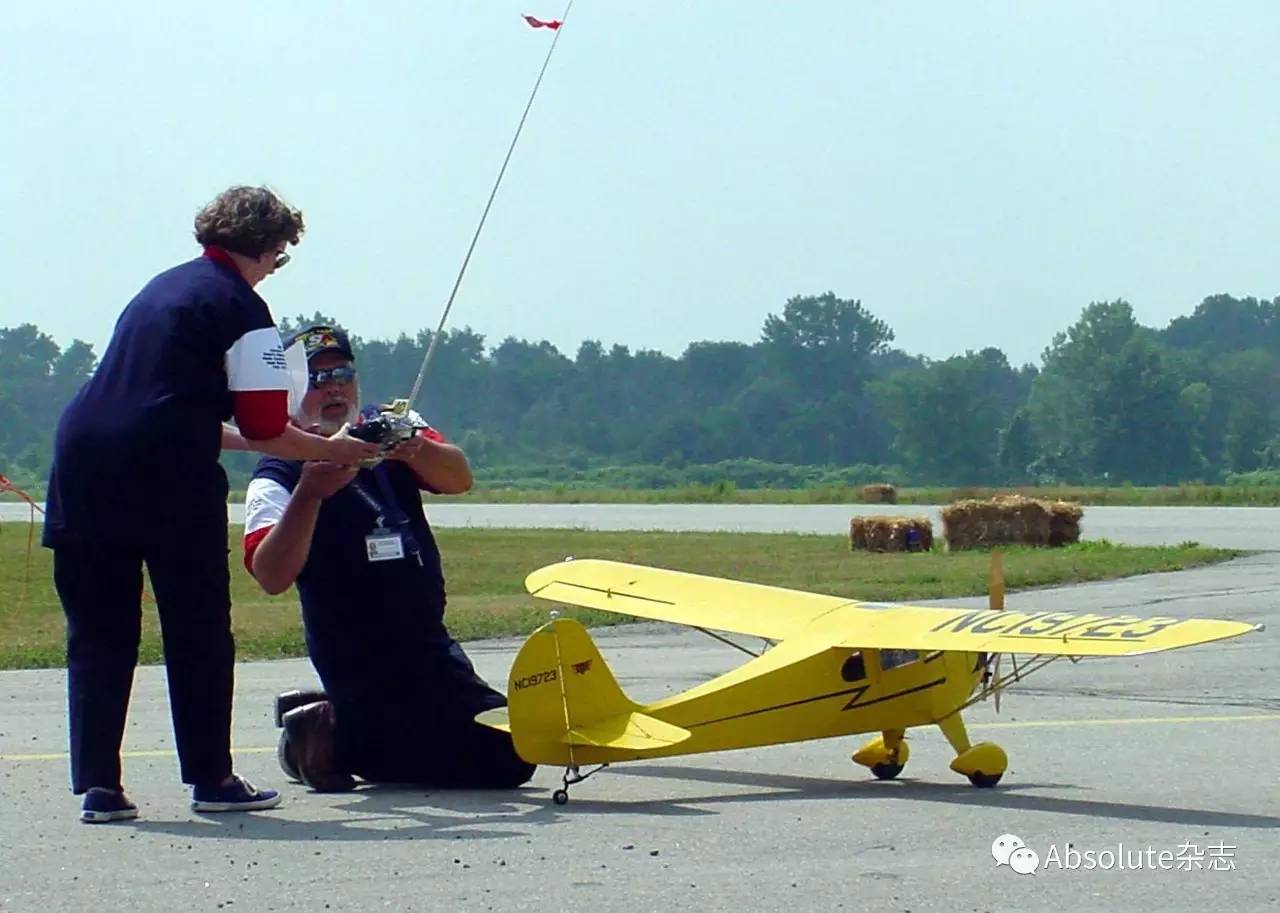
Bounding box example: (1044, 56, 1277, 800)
(3, 291, 1279, 492)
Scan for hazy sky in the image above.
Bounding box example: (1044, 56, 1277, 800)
(4, 2, 1278, 370)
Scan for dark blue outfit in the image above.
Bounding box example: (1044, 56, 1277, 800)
(252, 457, 533, 787)
(44, 256, 280, 793)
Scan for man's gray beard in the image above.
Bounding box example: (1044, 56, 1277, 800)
(301, 403, 357, 438)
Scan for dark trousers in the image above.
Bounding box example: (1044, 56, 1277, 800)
(329, 643, 535, 789)
(338, 710, 535, 789)
(54, 544, 235, 793)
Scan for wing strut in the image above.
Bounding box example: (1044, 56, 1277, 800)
(692, 626, 773, 658)
(960, 652, 1085, 713)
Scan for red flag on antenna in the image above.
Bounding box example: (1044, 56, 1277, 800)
(523, 14, 561, 30)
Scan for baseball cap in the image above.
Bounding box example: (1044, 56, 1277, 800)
(286, 324, 354, 361)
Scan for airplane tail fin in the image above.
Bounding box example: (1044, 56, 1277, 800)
(501, 617, 690, 765)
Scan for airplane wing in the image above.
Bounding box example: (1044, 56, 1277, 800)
(525, 558, 856, 641)
(526, 559, 1263, 657)
(821, 604, 1262, 657)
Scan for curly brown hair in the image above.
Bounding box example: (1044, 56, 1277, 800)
(193, 186, 305, 257)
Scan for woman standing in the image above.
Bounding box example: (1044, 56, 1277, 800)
(43, 186, 379, 822)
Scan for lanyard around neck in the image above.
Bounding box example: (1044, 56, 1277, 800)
(347, 466, 424, 565)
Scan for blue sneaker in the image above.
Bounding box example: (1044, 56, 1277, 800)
(191, 775, 282, 813)
(81, 787, 138, 824)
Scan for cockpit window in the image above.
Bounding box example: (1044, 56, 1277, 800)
(840, 652, 866, 682)
(880, 649, 921, 670)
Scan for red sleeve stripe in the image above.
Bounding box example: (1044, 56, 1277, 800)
(235, 390, 289, 440)
(412, 427, 446, 491)
(243, 525, 273, 574)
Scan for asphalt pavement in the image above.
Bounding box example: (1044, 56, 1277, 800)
(1, 555, 1276, 913)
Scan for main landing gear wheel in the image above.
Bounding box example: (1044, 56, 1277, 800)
(939, 716, 1007, 789)
(870, 762, 905, 781)
(553, 789, 569, 805)
(852, 732, 910, 781)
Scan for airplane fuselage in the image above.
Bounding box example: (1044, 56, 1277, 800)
(568, 646, 984, 764)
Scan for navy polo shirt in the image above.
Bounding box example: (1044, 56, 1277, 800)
(250, 457, 451, 695)
(43, 256, 286, 551)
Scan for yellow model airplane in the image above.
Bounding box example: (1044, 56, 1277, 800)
(477, 559, 1263, 804)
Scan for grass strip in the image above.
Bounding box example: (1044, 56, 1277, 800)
(0, 526, 1240, 669)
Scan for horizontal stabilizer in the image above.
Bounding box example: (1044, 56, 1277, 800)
(475, 707, 510, 732)
(562, 711, 691, 750)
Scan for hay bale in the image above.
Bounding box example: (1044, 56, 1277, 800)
(850, 515, 933, 553)
(941, 494, 1083, 550)
(1046, 499, 1083, 546)
(860, 483, 897, 504)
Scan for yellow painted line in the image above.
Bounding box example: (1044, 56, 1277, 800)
(970, 712, 1280, 730)
(0, 746, 275, 762)
(2, 713, 1276, 762)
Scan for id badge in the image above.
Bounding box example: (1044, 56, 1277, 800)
(365, 527, 405, 562)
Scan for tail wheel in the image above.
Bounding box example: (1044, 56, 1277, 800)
(552, 789, 569, 805)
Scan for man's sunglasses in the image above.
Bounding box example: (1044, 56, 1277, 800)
(274, 250, 291, 270)
(308, 366, 357, 387)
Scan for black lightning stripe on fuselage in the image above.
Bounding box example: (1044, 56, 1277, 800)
(842, 678, 946, 711)
(686, 677, 948, 729)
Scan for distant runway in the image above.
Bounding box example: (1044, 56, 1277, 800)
(5, 502, 1280, 549)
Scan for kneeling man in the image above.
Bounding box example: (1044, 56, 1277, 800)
(243, 325, 534, 792)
